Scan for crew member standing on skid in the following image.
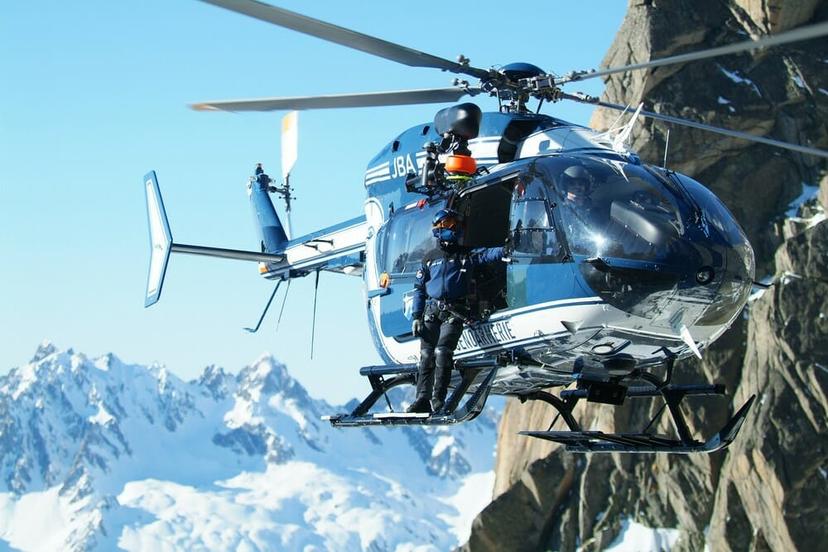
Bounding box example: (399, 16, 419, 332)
(406, 208, 508, 415)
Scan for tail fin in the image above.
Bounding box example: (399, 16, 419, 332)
(143, 171, 287, 308)
(144, 171, 172, 307)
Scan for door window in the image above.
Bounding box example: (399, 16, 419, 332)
(509, 199, 560, 258)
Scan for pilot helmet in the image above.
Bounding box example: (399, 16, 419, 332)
(432, 208, 463, 243)
(561, 165, 593, 202)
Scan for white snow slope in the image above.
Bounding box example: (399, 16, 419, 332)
(0, 343, 500, 551)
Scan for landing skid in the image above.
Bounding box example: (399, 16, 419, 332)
(323, 355, 755, 454)
(324, 360, 498, 427)
(517, 359, 756, 454)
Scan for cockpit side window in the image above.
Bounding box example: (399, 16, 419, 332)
(511, 200, 549, 229)
(381, 203, 443, 275)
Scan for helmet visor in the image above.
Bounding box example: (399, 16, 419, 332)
(433, 216, 459, 231)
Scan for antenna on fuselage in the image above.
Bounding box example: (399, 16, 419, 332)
(310, 269, 320, 359)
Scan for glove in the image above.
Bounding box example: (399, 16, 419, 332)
(503, 237, 513, 256)
(412, 319, 423, 336)
(502, 238, 514, 263)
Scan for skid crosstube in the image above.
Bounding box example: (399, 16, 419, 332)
(519, 383, 756, 454)
(324, 359, 498, 427)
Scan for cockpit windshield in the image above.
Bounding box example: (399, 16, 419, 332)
(532, 156, 686, 262)
(526, 156, 754, 327)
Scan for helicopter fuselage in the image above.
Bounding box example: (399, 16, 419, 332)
(354, 111, 754, 394)
(138, 0, 828, 449)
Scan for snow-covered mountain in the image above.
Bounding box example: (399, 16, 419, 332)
(0, 342, 500, 551)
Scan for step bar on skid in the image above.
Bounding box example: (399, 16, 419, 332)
(323, 360, 499, 427)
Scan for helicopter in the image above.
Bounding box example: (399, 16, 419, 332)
(143, 0, 828, 453)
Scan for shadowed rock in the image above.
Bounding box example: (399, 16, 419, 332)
(463, 1, 828, 550)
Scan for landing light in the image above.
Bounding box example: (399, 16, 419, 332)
(592, 343, 615, 355)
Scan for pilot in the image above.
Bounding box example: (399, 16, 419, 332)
(558, 164, 605, 252)
(560, 164, 594, 208)
(407, 208, 508, 414)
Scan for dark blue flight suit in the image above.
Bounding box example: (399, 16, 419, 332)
(411, 245, 506, 412)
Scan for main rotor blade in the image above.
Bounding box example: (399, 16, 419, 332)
(563, 93, 828, 159)
(192, 87, 479, 112)
(200, 0, 490, 79)
(563, 20, 828, 83)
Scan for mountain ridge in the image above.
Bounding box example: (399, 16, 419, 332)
(0, 344, 499, 551)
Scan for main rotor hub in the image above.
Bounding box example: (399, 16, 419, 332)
(500, 62, 546, 81)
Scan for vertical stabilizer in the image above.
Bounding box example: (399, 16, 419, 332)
(142, 170, 289, 308)
(144, 171, 172, 307)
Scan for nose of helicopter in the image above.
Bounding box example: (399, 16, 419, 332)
(535, 154, 756, 333)
(578, 231, 755, 332)
(686, 238, 755, 327)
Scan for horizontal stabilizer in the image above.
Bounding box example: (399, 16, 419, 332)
(170, 243, 285, 263)
(143, 171, 289, 308)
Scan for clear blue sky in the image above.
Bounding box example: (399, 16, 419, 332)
(0, 1, 627, 403)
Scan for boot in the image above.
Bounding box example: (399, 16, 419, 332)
(431, 379, 449, 413)
(432, 351, 452, 414)
(406, 396, 432, 414)
(430, 396, 446, 414)
(408, 350, 435, 414)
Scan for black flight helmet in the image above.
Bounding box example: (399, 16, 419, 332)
(432, 208, 463, 244)
(561, 165, 593, 205)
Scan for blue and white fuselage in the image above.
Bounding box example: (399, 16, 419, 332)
(140, 107, 756, 451)
(249, 111, 754, 393)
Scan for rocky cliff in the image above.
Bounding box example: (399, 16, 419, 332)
(463, 1, 828, 550)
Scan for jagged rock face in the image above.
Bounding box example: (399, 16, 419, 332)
(592, 0, 828, 270)
(464, 1, 828, 550)
(735, 0, 822, 33)
(466, 331, 746, 551)
(706, 218, 828, 551)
